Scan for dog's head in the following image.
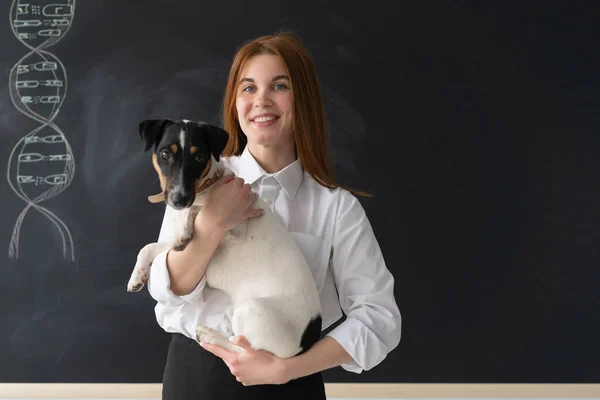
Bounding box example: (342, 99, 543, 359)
(139, 118, 229, 209)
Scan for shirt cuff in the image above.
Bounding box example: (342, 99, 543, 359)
(147, 248, 206, 306)
(325, 318, 367, 373)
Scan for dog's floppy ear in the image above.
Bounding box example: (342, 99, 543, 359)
(201, 123, 230, 161)
(139, 119, 172, 152)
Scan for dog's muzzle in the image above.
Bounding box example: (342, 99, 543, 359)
(168, 188, 195, 209)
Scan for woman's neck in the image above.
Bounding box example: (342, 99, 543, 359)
(248, 143, 296, 173)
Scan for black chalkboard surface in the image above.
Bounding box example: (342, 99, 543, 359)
(1, 0, 599, 385)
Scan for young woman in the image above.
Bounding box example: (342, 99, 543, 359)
(147, 31, 402, 400)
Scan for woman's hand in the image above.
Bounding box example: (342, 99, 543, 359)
(197, 173, 264, 235)
(200, 336, 291, 386)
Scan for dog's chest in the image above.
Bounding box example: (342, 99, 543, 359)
(171, 206, 197, 238)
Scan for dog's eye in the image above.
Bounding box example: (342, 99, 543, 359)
(161, 150, 170, 160)
(194, 154, 205, 163)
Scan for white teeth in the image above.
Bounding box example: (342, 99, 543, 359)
(253, 116, 276, 123)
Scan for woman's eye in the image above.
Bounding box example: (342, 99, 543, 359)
(273, 83, 287, 90)
(242, 85, 255, 93)
(161, 150, 170, 160)
(194, 154, 205, 163)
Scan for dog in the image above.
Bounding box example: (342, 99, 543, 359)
(127, 118, 322, 358)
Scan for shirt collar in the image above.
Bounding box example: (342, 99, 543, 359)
(237, 146, 303, 200)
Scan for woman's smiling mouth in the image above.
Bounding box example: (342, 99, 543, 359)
(251, 114, 279, 125)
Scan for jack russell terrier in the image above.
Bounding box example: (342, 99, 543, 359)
(127, 118, 322, 358)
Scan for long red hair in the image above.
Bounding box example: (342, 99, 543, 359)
(221, 31, 371, 197)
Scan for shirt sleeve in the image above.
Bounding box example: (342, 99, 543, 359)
(325, 193, 402, 373)
(146, 205, 206, 306)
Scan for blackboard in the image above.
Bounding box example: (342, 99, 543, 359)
(1, 0, 599, 387)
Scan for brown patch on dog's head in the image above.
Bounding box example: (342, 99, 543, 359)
(149, 153, 166, 203)
(201, 158, 211, 178)
(195, 158, 212, 192)
(170, 144, 178, 153)
(152, 153, 166, 190)
(190, 145, 198, 155)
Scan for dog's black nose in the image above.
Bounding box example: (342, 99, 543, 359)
(171, 192, 192, 209)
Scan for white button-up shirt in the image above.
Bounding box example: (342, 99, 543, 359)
(147, 147, 401, 373)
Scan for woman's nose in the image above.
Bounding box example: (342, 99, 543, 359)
(254, 89, 273, 107)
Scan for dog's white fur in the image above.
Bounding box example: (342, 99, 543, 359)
(127, 155, 322, 358)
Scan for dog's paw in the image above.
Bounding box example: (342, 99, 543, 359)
(127, 274, 147, 292)
(127, 264, 149, 292)
(195, 325, 219, 344)
(195, 325, 244, 353)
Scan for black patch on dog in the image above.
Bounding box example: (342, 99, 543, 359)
(299, 314, 322, 354)
(200, 122, 229, 162)
(139, 119, 173, 152)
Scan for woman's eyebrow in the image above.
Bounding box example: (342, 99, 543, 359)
(239, 75, 290, 83)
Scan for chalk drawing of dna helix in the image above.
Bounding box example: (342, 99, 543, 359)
(7, 1, 76, 260)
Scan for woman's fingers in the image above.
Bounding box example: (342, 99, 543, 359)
(246, 207, 265, 219)
(247, 192, 258, 204)
(245, 192, 264, 219)
(215, 173, 235, 186)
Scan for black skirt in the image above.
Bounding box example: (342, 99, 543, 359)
(162, 333, 327, 400)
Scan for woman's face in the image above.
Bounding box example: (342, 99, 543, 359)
(235, 54, 294, 151)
